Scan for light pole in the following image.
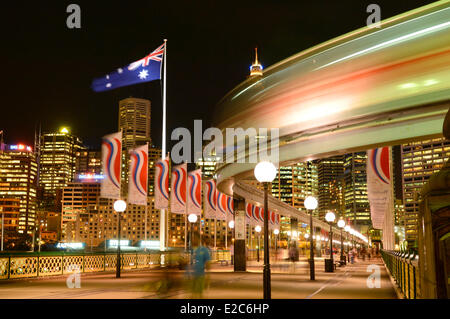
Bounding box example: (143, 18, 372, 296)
(188, 213, 198, 264)
(304, 196, 318, 280)
(228, 220, 234, 265)
(344, 225, 351, 262)
(337, 219, 346, 265)
(324, 211, 336, 272)
(114, 199, 126, 278)
(274, 229, 279, 257)
(255, 225, 261, 262)
(254, 161, 277, 300)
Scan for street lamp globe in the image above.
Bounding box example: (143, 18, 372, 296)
(188, 213, 198, 223)
(113, 200, 127, 212)
(304, 233, 310, 239)
(337, 219, 346, 228)
(228, 220, 235, 229)
(344, 225, 351, 232)
(304, 196, 318, 210)
(274, 229, 279, 235)
(254, 161, 277, 183)
(255, 225, 262, 233)
(325, 211, 336, 223)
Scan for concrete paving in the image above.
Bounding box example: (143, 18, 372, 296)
(0, 256, 397, 299)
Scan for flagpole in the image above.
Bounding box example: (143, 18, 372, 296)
(160, 39, 168, 253)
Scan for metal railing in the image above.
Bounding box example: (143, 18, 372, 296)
(381, 250, 420, 299)
(0, 249, 235, 280)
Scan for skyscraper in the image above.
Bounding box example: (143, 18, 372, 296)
(271, 162, 318, 211)
(75, 149, 102, 176)
(401, 137, 450, 245)
(39, 128, 85, 209)
(0, 144, 38, 235)
(118, 97, 151, 149)
(343, 152, 370, 232)
(148, 146, 162, 196)
(317, 155, 345, 220)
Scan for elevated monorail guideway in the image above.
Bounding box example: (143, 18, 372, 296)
(214, 1, 450, 198)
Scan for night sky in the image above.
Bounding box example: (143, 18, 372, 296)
(0, 0, 435, 150)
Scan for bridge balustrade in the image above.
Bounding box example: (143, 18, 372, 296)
(381, 250, 420, 299)
(0, 249, 235, 280)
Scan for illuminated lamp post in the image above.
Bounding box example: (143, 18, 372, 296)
(114, 200, 126, 278)
(324, 211, 336, 272)
(304, 196, 318, 280)
(228, 220, 235, 265)
(188, 213, 198, 264)
(255, 225, 261, 262)
(337, 219, 346, 265)
(274, 229, 279, 256)
(254, 161, 277, 300)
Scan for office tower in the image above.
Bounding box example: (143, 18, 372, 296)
(401, 137, 450, 244)
(0, 198, 21, 244)
(0, 144, 38, 235)
(271, 162, 318, 211)
(118, 97, 151, 149)
(66, 197, 159, 248)
(75, 149, 102, 176)
(39, 128, 85, 209)
(316, 155, 345, 219)
(343, 152, 371, 232)
(148, 146, 162, 196)
(61, 179, 101, 241)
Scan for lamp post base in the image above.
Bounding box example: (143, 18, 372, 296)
(263, 264, 271, 299)
(325, 258, 334, 272)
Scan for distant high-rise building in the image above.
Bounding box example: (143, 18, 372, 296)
(75, 149, 102, 176)
(317, 156, 345, 219)
(66, 197, 160, 248)
(0, 198, 21, 243)
(0, 144, 38, 235)
(39, 128, 85, 209)
(401, 137, 450, 244)
(148, 146, 162, 196)
(271, 162, 318, 212)
(61, 180, 101, 241)
(119, 97, 151, 149)
(343, 152, 370, 232)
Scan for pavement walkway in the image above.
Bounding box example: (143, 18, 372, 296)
(0, 256, 397, 299)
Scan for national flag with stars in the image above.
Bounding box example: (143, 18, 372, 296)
(92, 43, 165, 92)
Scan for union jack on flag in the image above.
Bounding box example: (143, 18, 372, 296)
(92, 42, 165, 92)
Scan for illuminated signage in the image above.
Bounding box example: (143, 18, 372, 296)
(139, 240, 160, 249)
(108, 239, 131, 247)
(56, 242, 85, 249)
(78, 174, 104, 180)
(8, 144, 32, 152)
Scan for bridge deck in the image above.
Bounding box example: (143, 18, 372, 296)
(0, 256, 397, 299)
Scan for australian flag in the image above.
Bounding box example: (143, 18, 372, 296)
(92, 43, 165, 92)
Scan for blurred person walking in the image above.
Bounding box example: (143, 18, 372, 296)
(190, 238, 211, 298)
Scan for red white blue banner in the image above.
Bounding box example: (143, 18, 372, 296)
(187, 169, 202, 215)
(245, 202, 253, 224)
(170, 163, 187, 214)
(154, 157, 170, 209)
(128, 144, 148, 205)
(226, 196, 234, 220)
(101, 131, 122, 199)
(367, 147, 392, 230)
(216, 192, 227, 221)
(252, 206, 263, 226)
(204, 179, 217, 219)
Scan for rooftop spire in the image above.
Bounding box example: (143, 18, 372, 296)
(250, 47, 263, 77)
